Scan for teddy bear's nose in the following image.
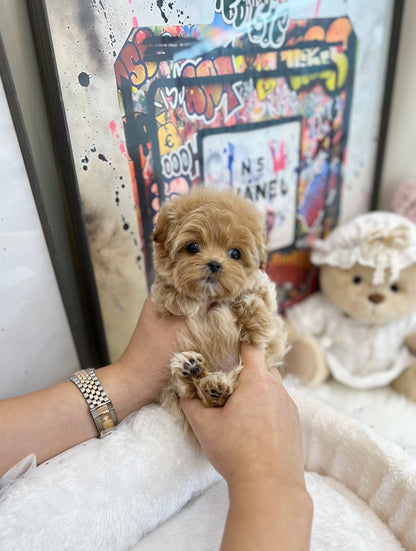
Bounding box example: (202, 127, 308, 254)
(368, 293, 385, 304)
(207, 261, 222, 273)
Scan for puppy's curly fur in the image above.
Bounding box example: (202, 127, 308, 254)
(151, 188, 288, 421)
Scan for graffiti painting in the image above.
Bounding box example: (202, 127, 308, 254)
(115, 11, 356, 307)
(30, 0, 399, 360)
(200, 119, 301, 251)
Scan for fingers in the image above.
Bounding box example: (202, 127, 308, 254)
(181, 345, 281, 421)
(269, 366, 283, 382)
(141, 295, 157, 319)
(240, 342, 265, 371)
(180, 395, 203, 417)
(240, 343, 282, 382)
(180, 395, 211, 437)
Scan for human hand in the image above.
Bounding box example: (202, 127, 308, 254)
(180, 343, 306, 491)
(0, 297, 186, 475)
(117, 295, 187, 404)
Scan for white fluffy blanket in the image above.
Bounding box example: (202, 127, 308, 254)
(0, 383, 415, 551)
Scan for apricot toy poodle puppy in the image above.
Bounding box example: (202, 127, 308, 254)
(151, 188, 287, 419)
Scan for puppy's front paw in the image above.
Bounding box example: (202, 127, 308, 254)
(233, 295, 277, 348)
(169, 352, 208, 399)
(170, 351, 206, 378)
(196, 372, 236, 407)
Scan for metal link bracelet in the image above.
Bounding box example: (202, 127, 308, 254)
(70, 368, 118, 437)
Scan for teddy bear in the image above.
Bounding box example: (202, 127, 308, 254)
(283, 211, 416, 401)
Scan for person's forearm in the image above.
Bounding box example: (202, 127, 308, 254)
(0, 362, 152, 477)
(221, 477, 313, 551)
(0, 297, 184, 478)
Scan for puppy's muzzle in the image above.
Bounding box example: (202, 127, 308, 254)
(207, 261, 222, 274)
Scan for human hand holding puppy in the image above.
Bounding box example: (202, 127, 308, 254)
(1, 300, 312, 550)
(181, 343, 312, 551)
(1, 187, 310, 549)
(0, 296, 186, 476)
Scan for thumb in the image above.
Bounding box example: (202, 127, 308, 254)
(240, 342, 266, 372)
(179, 395, 205, 419)
(240, 342, 282, 382)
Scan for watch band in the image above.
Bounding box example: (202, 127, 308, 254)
(70, 368, 118, 437)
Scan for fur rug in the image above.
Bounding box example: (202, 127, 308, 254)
(135, 473, 404, 551)
(307, 379, 416, 453)
(0, 382, 415, 551)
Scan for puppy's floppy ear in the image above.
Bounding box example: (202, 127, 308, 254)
(257, 228, 269, 270)
(153, 200, 174, 246)
(258, 244, 268, 270)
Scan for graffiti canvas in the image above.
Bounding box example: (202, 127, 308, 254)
(200, 119, 301, 251)
(115, 11, 356, 308)
(31, 1, 398, 361)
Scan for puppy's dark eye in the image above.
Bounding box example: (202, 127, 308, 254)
(390, 283, 399, 292)
(186, 242, 200, 254)
(228, 248, 241, 260)
(353, 275, 362, 284)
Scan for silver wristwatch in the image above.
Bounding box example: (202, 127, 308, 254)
(70, 368, 118, 437)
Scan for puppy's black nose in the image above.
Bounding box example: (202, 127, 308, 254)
(207, 261, 222, 273)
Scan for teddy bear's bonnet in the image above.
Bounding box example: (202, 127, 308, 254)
(311, 211, 416, 284)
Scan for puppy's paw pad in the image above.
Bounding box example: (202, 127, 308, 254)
(170, 352, 206, 378)
(198, 376, 233, 407)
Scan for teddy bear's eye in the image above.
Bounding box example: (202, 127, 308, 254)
(186, 242, 200, 254)
(228, 248, 241, 260)
(353, 275, 362, 284)
(390, 283, 399, 293)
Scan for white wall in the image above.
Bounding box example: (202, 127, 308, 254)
(0, 79, 79, 399)
(379, 0, 416, 209)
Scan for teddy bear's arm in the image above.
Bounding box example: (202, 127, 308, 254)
(405, 333, 416, 355)
(282, 295, 332, 385)
(282, 319, 330, 386)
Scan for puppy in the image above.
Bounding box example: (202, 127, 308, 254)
(151, 188, 288, 419)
